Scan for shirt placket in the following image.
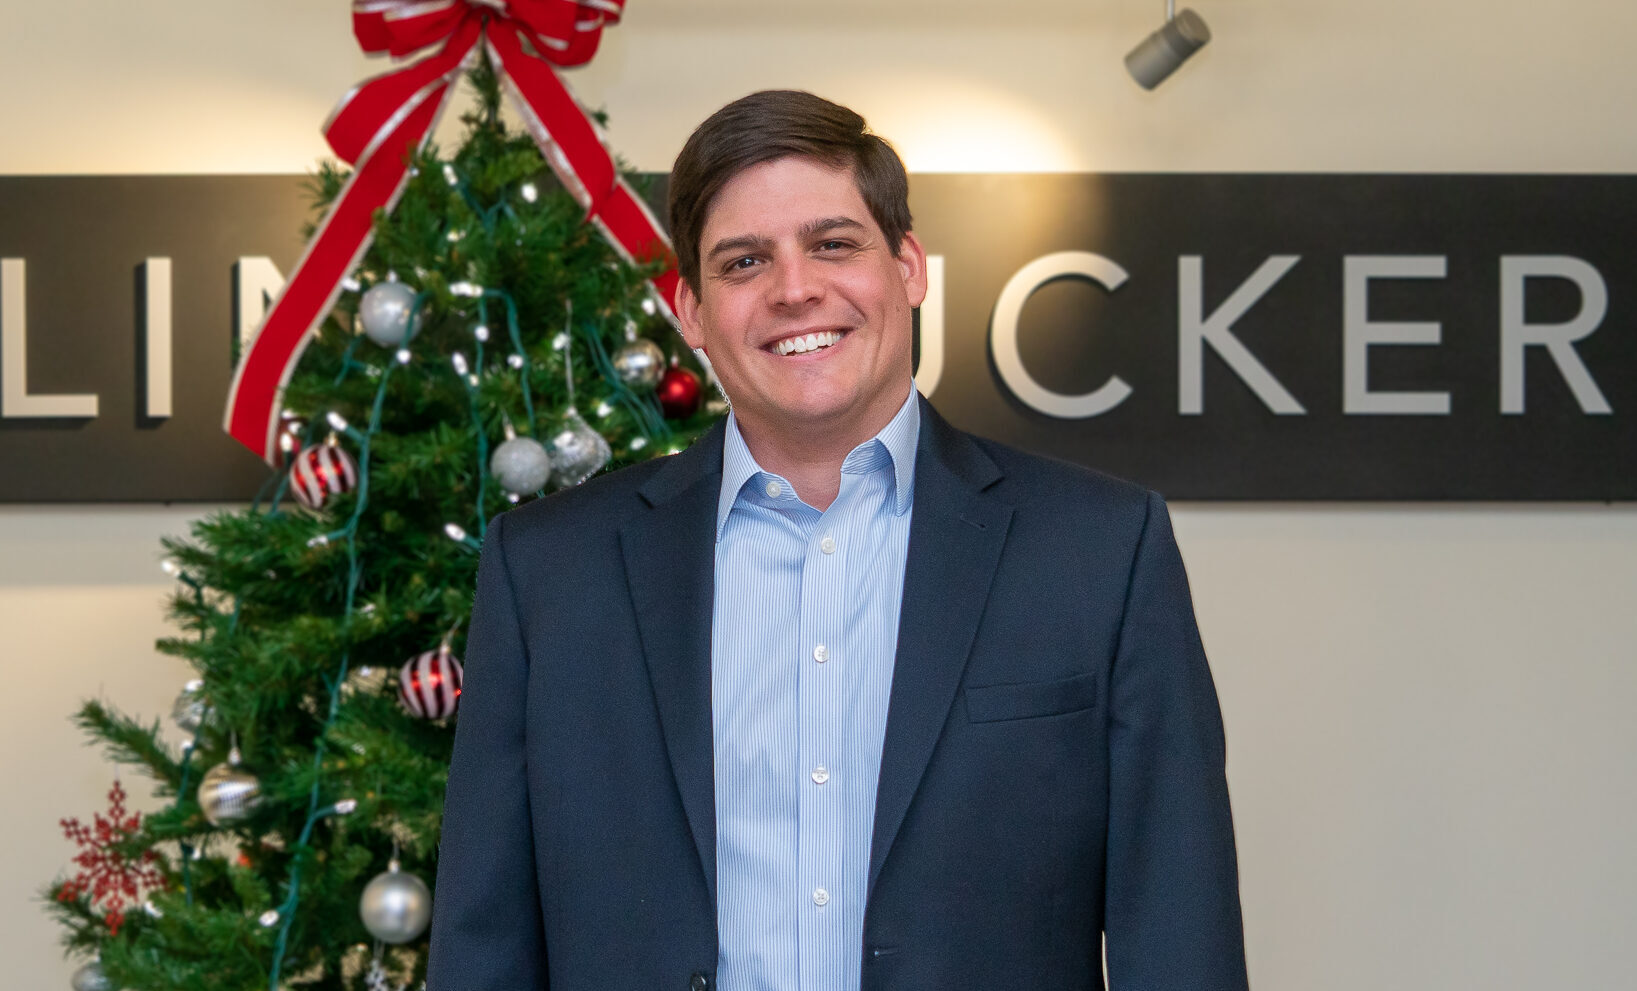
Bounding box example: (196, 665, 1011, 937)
(796, 480, 851, 990)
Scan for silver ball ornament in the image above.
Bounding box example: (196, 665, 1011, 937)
(70, 961, 113, 991)
(611, 338, 665, 389)
(197, 756, 262, 826)
(358, 281, 422, 348)
(548, 410, 612, 489)
(359, 861, 432, 944)
(490, 436, 553, 495)
(171, 679, 209, 734)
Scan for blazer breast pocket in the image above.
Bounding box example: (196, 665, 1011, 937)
(964, 672, 1099, 723)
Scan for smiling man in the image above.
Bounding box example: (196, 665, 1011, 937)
(428, 91, 1249, 991)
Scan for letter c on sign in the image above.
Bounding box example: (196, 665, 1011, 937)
(990, 252, 1133, 418)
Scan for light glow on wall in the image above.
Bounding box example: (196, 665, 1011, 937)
(870, 78, 1084, 173)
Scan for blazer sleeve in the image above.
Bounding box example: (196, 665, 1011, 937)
(427, 511, 549, 989)
(1103, 492, 1249, 991)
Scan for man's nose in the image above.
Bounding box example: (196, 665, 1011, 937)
(768, 253, 824, 308)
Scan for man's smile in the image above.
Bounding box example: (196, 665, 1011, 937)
(766, 329, 848, 356)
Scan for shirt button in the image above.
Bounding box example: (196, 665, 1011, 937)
(812, 887, 830, 907)
(764, 480, 782, 498)
(813, 644, 829, 663)
(820, 535, 837, 554)
(690, 973, 710, 991)
(811, 765, 830, 785)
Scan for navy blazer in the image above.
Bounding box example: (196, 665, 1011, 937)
(428, 398, 1248, 991)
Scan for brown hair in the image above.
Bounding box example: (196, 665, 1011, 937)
(667, 90, 913, 293)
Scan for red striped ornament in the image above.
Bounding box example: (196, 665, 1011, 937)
(399, 643, 464, 719)
(289, 443, 360, 511)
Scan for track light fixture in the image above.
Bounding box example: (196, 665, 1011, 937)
(1125, 1, 1212, 90)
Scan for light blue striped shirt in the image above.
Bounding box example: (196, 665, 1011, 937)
(710, 387, 919, 991)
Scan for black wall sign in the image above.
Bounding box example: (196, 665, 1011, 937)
(1, 174, 1631, 501)
(0, 177, 306, 501)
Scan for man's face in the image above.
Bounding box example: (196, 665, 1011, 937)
(677, 156, 927, 451)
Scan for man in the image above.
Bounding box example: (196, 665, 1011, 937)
(428, 90, 1248, 991)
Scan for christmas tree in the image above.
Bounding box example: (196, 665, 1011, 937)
(45, 57, 717, 991)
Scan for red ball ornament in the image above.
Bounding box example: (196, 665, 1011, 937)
(289, 442, 358, 511)
(274, 411, 308, 467)
(656, 365, 703, 419)
(399, 642, 463, 720)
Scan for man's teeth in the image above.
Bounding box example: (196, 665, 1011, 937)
(773, 331, 843, 356)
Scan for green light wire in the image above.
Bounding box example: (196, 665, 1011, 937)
(267, 293, 419, 990)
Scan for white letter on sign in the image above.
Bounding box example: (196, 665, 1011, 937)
(141, 258, 173, 419)
(1343, 255, 1451, 415)
(1179, 255, 1306, 415)
(234, 257, 286, 354)
(1, 258, 100, 418)
(989, 251, 1132, 418)
(1500, 256, 1612, 415)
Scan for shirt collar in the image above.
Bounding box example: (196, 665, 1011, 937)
(716, 385, 920, 541)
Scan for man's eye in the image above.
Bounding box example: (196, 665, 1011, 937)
(729, 256, 758, 270)
(818, 240, 849, 252)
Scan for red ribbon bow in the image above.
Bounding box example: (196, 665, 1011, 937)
(223, 0, 680, 463)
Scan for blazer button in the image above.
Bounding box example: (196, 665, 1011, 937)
(689, 972, 710, 991)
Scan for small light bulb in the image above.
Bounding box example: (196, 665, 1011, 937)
(259, 909, 280, 927)
(507, 353, 525, 369)
(552, 332, 570, 351)
(335, 799, 358, 814)
(444, 523, 468, 542)
(449, 281, 482, 297)
(358, 603, 376, 615)
(144, 901, 164, 918)
(446, 228, 464, 243)
(160, 558, 181, 576)
(507, 492, 521, 504)
(451, 353, 470, 375)
(641, 297, 658, 316)
(629, 436, 648, 451)
(467, 374, 480, 387)
(442, 163, 458, 186)
(341, 276, 362, 293)
(596, 401, 613, 418)
(473, 324, 490, 342)
(396, 348, 412, 365)
(306, 535, 329, 548)
(326, 411, 349, 431)
(520, 182, 538, 203)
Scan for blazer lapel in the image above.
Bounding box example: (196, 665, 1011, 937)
(869, 401, 1013, 897)
(620, 422, 725, 908)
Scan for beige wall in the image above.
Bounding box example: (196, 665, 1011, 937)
(5, 1, 1635, 988)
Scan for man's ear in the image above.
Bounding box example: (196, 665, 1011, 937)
(897, 232, 929, 309)
(676, 277, 706, 351)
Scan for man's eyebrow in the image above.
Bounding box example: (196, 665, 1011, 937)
(706, 233, 773, 262)
(799, 216, 869, 241)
